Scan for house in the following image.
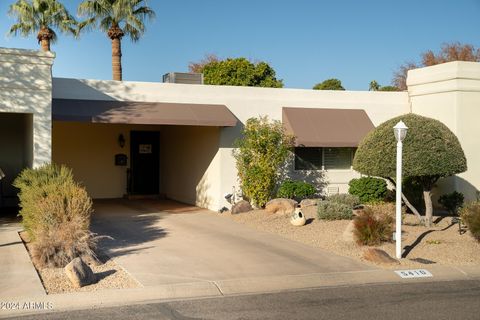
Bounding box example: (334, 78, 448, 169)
(1, 47, 479, 211)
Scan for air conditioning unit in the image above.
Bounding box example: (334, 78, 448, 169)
(162, 72, 204, 85)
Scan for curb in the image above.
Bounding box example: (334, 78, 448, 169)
(1, 264, 480, 318)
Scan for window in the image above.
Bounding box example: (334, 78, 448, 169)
(294, 147, 355, 170)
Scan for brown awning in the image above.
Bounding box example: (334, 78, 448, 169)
(52, 99, 237, 127)
(282, 107, 374, 147)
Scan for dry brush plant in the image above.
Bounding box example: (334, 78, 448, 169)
(353, 204, 394, 246)
(14, 164, 96, 268)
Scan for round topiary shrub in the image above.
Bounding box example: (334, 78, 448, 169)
(348, 177, 387, 203)
(353, 113, 467, 226)
(317, 201, 353, 220)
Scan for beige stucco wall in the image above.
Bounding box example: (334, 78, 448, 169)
(408, 61, 480, 201)
(53, 78, 409, 209)
(0, 48, 54, 167)
(53, 122, 160, 198)
(160, 126, 221, 208)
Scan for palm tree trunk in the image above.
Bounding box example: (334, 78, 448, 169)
(40, 39, 50, 52)
(111, 37, 122, 81)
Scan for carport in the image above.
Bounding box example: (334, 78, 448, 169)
(51, 99, 237, 209)
(0, 113, 33, 208)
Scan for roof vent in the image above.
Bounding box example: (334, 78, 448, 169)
(162, 72, 203, 84)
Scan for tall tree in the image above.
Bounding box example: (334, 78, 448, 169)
(369, 80, 380, 91)
(194, 57, 283, 88)
(353, 113, 467, 227)
(8, 0, 76, 52)
(392, 42, 480, 90)
(78, 0, 155, 81)
(313, 78, 345, 90)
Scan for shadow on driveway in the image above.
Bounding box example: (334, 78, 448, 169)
(91, 199, 168, 258)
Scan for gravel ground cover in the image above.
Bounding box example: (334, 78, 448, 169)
(19, 231, 141, 294)
(221, 207, 480, 269)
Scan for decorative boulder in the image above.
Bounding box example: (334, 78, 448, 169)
(265, 198, 298, 216)
(231, 200, 253, 214)
(362, 248, 399, 265)
(300, 199, 319, 208)
(64, 257, 96, 288)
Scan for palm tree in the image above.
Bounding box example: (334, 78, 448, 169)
(8, 0, 77, 52)
(369, 80, 380, 91)
(78, 0, 155, 81)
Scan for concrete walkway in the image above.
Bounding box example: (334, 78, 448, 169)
(0, 220, 45, 300)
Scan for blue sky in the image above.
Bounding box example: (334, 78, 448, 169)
(0, 0, 479, 90)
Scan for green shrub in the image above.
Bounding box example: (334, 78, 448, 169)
(13, 164, 95, 268)
(233, 116, 294, 207)
(460, 201, 480, 241)
(439, 191, 464, 215)
(348, 177, 387, 203)
(326, 194, 361, 208)
(353, 206, 394, 246)
(277, 180, 316, 200)
(317, 201, 353, 220)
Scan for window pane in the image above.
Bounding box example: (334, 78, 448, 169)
(324, 148, 353, 170)
(294, 147, 322, 170)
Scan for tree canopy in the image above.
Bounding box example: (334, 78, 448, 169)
(313, 78, 345, 90)
(191, 56, 283, 88)
(353, 113, 467, 226)
(8, 0, 77, 51)
(78, 0, 155, 80)
(392, 42, 480, 90)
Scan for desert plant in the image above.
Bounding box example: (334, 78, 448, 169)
(353, 206, 394, 246)
(233, 116, 294, 207)
(326, 194, 361, 208)
(317, 201, 353, 220)
(460, 201, 480, 241)
(353, 113, 467, 227)
(277, 180, 316, 200)
(439, 191, 464, 215)
(348, 177, 387, 203)
(13, 164, 95, 268)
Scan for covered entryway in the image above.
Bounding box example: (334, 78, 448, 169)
(51, 99, 237, 209)
(0, 113, 33, 208)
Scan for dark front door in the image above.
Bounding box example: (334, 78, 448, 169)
(130, 131, 160, 195)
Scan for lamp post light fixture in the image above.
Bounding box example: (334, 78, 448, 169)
(393, 120, 408, 259)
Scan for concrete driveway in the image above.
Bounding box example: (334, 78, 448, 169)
(91, 200, 375, 289)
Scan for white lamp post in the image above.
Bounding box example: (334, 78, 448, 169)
(393, 120, 408, 259)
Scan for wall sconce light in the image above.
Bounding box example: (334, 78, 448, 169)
(118, 134, 126, 148)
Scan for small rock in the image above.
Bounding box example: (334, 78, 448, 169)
(265, 198, 298, 216)
(342, 220, 355, 242)
(362, 248, 399, 265)
(300, 199, 319, 208)
(64, 257, 96, 288)
(231, 200, 253, 214)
